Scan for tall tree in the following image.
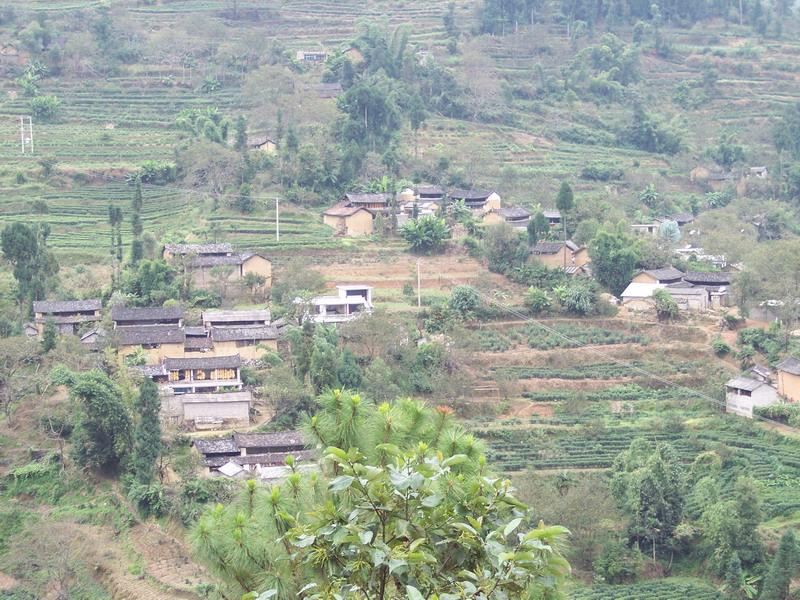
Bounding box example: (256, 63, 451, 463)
(1, 222, 59, 312)
(58, 368, 132, 473)
(527, 210, 550, 246)
(234, 115, 248, 152)
(130, 378, 162, 485)
(760, 529, 799, 600)
(130, 178, 143, 264)
(0, 337, 40, 425)
(589, 224, 641, 296)
(555, 182, 574, 268)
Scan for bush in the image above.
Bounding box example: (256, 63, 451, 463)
(30, 95, 60, 121)
(524, 287, 551, 315)
(449, 285, 480, 319)
(593, 537, 642, 584)
(580, 164, 625, 181)
(400, 215, 450, 254)
(712, 337, 731, 357)
(553, 279, 598, 315)
(126, 481, 171, 518)
(653, 289, 679, 321)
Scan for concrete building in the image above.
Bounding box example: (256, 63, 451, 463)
(531, 241, 590, 270)
(302, 285, 374, 324)
(725, 376, 779, 418)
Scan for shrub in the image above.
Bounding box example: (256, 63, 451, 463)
(401, 215, 450, 254)
(126, 481, 171, 517)
(553, 278, 598, 315)
(30, 95, 60, 121)
(580, 164, 625, 181)
(524, 287, 551, 315)
(593, 537, 642, 584)
(449, 285, 480, 318)
(653, 289, 679, 321)
(712, 337, 731, 357)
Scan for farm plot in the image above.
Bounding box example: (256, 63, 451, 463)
(568, 578, 723, 600)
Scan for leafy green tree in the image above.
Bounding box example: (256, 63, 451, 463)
(553, 278, 598, 315)
(41, 319, 57, 353)
(192, 395, 571, 599)
(336, 349, 362, 389)
(361, 358, 403, 402)
(773, 102, 800, 160)
(337, 73, 402, 151)
(527, 210, 549, 246)
(234, 115, 248, 152)
(130, 178, 143, 264)
(400, 215, 451, 254)
(524, 286, 551, 315)
(760, 529, 798, 600)
(1, 222, 59, 310)
(555, 182, 574, 258)
(309, 326, 341, 393)
(449, 285, 480, 319)
(120, 259, 178, 306)
(484, 222, 529, 273)
(29, 95, 60, 121)
(58, 368, 132, 473)
(653, 289, 679, 321)
(590, 224, 641, 296)
(721, 553, 748, 600)
(235, 183, 254, 213)
(708, 134, 745, 170)
(130, 378, 162, 485)
(611, 439, 685, 563)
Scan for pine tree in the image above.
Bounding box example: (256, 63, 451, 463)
(130, 178, 143, 264)
(41, 318, 57, 353)
(130, 378, 162, 485)
(760, 529, 799, 600)
(722, 553, 743, 600)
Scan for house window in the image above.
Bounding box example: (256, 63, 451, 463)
(142, 343, 160, 349)
(236, 339, 256, 347)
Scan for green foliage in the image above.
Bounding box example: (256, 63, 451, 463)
(653, 289, 679, 321)
(194, 396, 570, 599)
(773, 101, 800, 159)
(708, 134, 745, 170)
(621, 105, 682, 154)
(526, 211, 550, 246)
(553, 278, 599, 315)
(611, 439, 685, 556)
(400, 215, 451, 254)
(759, 529, 799, 600)
(590, 224, 641, 296)
(119, 259, 178, 306)
(126, 481, 170, 518)
(484, 223, 530, 274)
(29, 95, 61, 122)
(41, 319, 57, 353)
(130, 378, 162, 485)
(524, 286, 551, 315)
(1, 222, 59, 308)
(63, 368, 132, 473)
(593, 537, 642, 584)
(175, 107, 230, 144)
(712, 337, 731, 357)
(449, 285, 481, 319)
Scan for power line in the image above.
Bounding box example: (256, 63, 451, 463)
(439, 274, 797, 432)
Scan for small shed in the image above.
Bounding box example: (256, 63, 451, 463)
(725, 376, 779, 418)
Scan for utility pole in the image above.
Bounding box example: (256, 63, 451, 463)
(19, 116, 25, 154)
(275, 197, 280, 242)
(417, 259, 421, 308)
(28, 116, 33, 154)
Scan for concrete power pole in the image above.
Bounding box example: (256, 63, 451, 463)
(19, 116, 25, 154)
(417, 259, 421, 308)
(275, 197, 280, 242)
(28, 116, 33, 154)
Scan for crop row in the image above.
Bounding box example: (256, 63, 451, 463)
(524, 323, 650, 349)
(569, 578, 723, 599)
(495, 361, 701, 380)
(521, 384, 687, 402)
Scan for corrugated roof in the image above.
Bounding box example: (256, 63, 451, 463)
(203, 310, 270, 324)
(726, 376, 767, 392)
(111, 306, 184, 322)
(118, 326, 185, 345)
(211, 325, 279, 342)
(165, 355, 241, 370)
(33, 299, 101, 314)
(164, 243, 233, 255)
(777, 357, 800, 376)
(233, 430, 306, 449)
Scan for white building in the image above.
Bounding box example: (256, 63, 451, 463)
(725, 376, 779, 418)
(301, 285, 374, 324)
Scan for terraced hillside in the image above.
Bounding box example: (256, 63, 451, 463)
(0, 0, 797, 259)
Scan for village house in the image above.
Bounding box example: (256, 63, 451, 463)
(193, 431, 315, 479)
(147, 355, 244, 394)
(674, 246, 727, 269)
(249, 136, 277, 154)
(631, 214, 695, 237)
(632, 267, 685, 285)
(111, 306, 184, 328)
(483, 207, 532, 229)
(302, 285, 374, 324)
(415, 184, 446, 203)
(202, 309, 270, 328)
(747, 166, 769, 179)
(683, 271, 731, 308)
(776, 357, 800, 403)
(323, 203, 374, 237)
(531, 241, 589, 270)
(725, 376, 779, 418)
(314, 82, 343, 99)
(342, 192, 393, 215)
(449, 189, 501, 214)
(32, 299, 102, 335)
(161, 390, 252, 429)
(163, 243, 272, 291)
(117, 325, 186, 363)
(543, 209, 561, 227)
(208, 325, 279, 359)
(690, 166, 737, 191)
